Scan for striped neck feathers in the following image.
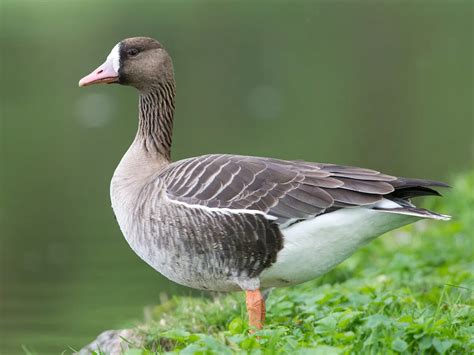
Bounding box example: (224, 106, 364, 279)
(137, 80, 176, 161)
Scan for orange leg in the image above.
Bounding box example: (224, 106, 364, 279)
(245, 289, 266, 331)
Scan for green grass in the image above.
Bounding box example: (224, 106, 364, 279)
(97, 172, 473, 354)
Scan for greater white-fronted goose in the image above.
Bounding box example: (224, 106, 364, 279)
(79, 37, 450, 330)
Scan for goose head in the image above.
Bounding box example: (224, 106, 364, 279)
(79, 37, 174, 91)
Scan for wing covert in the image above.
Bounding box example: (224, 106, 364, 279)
(158, 154, 400, 224)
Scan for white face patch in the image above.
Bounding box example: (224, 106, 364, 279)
(106, 43, 121, 72)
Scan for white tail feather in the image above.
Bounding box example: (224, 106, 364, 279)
(376, 208, 451, 221)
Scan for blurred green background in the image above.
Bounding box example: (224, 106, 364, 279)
(1, 0, 472, 353)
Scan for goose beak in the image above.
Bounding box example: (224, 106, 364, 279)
(79, 58, 119, 87)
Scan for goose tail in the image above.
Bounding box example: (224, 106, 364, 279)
(374, 206, 451, 221)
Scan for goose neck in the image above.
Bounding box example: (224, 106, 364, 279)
(136, 81, 176, 161)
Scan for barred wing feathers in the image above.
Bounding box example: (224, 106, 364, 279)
(159, 154, 445, 224)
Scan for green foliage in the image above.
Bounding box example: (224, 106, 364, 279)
(120, 172, 473, 354)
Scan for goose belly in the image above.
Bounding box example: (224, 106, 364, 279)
(114, 211, 238, 291)
(111, 194, 283, 292)
(260, 207, 419, 288)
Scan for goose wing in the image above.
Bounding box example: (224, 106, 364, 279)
(158, 154, 444, 224)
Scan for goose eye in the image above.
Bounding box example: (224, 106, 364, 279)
(127, 48, 139, 56)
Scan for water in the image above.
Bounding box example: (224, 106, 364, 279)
(1, 1, 472, 353)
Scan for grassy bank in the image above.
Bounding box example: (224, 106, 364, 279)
(82, 172, 473, 354)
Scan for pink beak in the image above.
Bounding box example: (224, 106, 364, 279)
(78, 58, 119, 87)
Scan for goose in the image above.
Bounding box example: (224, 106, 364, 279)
(78, 37, 450, 330)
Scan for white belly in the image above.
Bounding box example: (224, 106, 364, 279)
(260, 207, 419, 288)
